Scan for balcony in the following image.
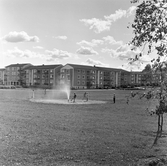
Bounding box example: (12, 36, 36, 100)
(104, 72, 110, 76)
(34, 77, 40, 80)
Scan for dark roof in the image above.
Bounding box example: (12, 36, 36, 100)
(130, 71, 143, 74)
(95, 66, 128, 72)
(66, 63, 129, 72)
(26, 64, 62, 70)
(5, 63, 32, 68)
(66, 64, 96, 69)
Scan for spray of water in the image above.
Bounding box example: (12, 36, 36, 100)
(61, 84, 70, 101)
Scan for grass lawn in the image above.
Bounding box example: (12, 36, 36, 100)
(0, 89, 167, 166)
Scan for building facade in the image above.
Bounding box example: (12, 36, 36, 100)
(24, 64, 63, 88)
(5, 63, 32, 86)
(0, 68, 5, 85)
(2, 62, 163, 89)
(129, 71, 144, 86)
(60, 64, 128, 89)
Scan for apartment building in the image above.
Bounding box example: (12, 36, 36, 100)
(60, 64, 95, 89)
(121, 71, 131, 87)
(129, 71, 144, 86)
(60, 64, 127, 89)
(5, 63, 32, 86)
(24, 64, 63, 88)
(0, 68, 5, 85)
(96, 66, 126, 88)
(3, 62, 163, 89)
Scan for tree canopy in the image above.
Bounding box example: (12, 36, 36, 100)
(130, 0, 167, 145)
(130, 0, 167, 70)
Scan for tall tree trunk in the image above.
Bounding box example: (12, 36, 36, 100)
(160, 114, 163, 137)
(153, 114, 161, 146)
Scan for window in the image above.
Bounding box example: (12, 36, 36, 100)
(77, 69, 81, 73)
(37, 70, 41, 74)
(50, 69, 53, 73)
(100, 71, 103, 74)
(100, 77, 103, 80)
(43, 70, 48, 73)
(87, 71, 90, 75)
(77, 75, 80, 79)
(100, 82, 103, 85)
(67, 75, 70, 80)
(82, 75, 85, 79)
(77, 81, 80, 85)
(82, 81, 85, 85)
(50, 74, 53, 78)
(111, 72, 114, 75)
(82, 70, 85, 74)
(42, 80, 45, 84)
(92, 76, 95, 79)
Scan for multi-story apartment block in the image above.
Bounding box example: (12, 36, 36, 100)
(96, 67, 125, 88)
(0, 68, 5, 85)
(60, 64, 127, 89)
(24, 64, 63, 88)
(121, 71, 131, 87)
(129, 71, 146, 86)
(2, 62, 164, 89)
(60, 64, 95, 89)
(5, 63, 32, 86)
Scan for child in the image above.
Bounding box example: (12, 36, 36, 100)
(71, 93, 77, 103)
(86, 92, 89, 102)
(83, 92, 88, 102)
(83, 92, 87, 101)
(32, 89, 35, 99)
(126, 97, 129, 104)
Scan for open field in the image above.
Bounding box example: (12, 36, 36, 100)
(0, 89, 167, 166)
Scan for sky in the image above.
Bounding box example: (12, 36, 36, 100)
(0, 0, 152, 71)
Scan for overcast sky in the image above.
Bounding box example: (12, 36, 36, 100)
(0, 0, 152, 71)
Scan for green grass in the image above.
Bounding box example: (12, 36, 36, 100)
(0, 89, 167, 166)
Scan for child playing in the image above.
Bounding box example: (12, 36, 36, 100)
(71, 93, 77, 103)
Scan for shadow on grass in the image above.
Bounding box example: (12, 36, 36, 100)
(141, 131, 167, 138)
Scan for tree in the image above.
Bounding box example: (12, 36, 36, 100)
(129, 0, 167, 145)
(142, 64, 153, 86)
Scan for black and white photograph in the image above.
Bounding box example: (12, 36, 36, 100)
(0, 0, 167, 165)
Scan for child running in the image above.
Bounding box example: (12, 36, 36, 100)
(71, 93, 77, 103)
